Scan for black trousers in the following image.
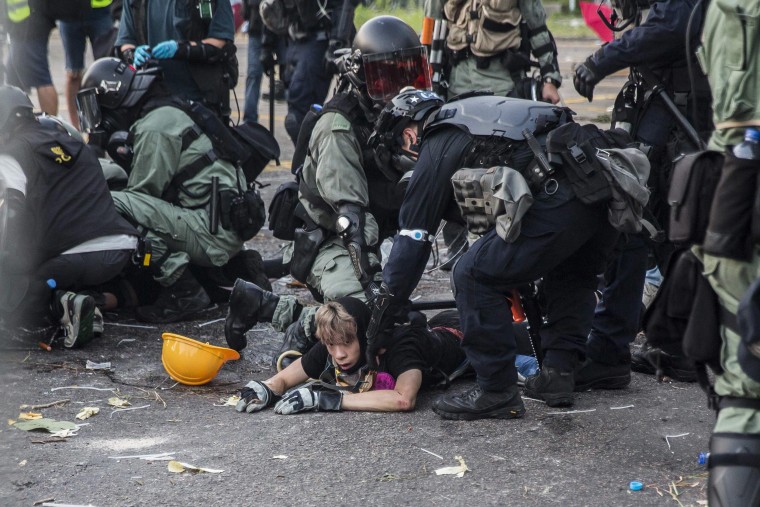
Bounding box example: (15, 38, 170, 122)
(453, 179, 618, 391)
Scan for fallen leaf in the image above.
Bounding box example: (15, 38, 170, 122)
(18, 412, 43, 420)
(75, 407, 100, 420)
(13, 418, 78, 433)
(434, 456, 470, 478)
(50, 428, 78, 438)
(8, 419, 16, 426)
(167, 460, 223, 474)
(107, 397, 130, 408)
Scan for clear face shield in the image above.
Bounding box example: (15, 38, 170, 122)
(362, 46, 432, 103)
(75, 87, 102, 133)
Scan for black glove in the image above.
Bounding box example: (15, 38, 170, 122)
(365, 282, 410, 369)
(236, 380, 276, 413)
(260, 47, 276, 76)
(273, 387, 343, 414)
(573, 57, 602, 102)
(324, 39, 345, 75)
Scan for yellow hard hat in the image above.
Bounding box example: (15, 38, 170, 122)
(161, 333, 240, 386)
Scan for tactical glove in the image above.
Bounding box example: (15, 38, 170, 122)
(236, 380, 276, 413)
(133, 45, 152, 67)
(324, 39, 344, 75)
(151, 40, 179, 59)
(274, 387, 343, 414)
(573, 57, 602, 102)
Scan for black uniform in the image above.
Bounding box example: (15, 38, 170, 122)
(382, 96, 619, 391)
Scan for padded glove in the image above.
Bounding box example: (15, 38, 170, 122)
(573, 57, 602, 103)
(236, 380, 276, 413)
(274, 387, 342, 414)
(133, 45, 151, 67)
(151, 40, 179, 59)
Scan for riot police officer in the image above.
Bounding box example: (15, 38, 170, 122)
(225, 17, 436, 363)
(77, 58, 248, 323)
(573, 0, 711, 388)
(259, 0, 359, 144)
(367, 92, 621, 418)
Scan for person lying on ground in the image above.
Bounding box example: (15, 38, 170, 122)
(234, 297, 476, 415)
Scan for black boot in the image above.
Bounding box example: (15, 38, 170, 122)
(224, 279, 281, 351)
(709, 433, 760, 507)
(631, 342, 697, 382)
(273, 319, 315, 371)
(523, 367, 575, 407)
(432, 384, 525, 420)
(135, 269, 211, 324)
(574, 359, 631, 391)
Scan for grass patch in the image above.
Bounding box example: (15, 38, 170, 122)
(355, 5, 596, 39)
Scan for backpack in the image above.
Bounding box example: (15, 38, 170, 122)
(595, 147, 652, 235)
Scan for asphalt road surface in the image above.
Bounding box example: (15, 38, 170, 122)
(0, 30, 713, 507)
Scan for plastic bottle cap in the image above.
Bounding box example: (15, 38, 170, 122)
(46, 279, 57, 289)
(629, 481, 644, 491)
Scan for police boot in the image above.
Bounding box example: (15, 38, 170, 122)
(225, 279, 282, 351)
(631, 342, 697, 382)
(524, 367, 575, 407)
(135, 269, 211, 324)
(273, 319, 315, 371)
(574, 358, 631, 391)
(432, 384, 525, 421)
(708, 433, 760, 507)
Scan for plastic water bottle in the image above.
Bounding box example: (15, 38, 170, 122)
(733, 128, 760, 160)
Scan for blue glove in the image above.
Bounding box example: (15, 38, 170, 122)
(133, 45, 151, 67)
(151, 40, 179, 60)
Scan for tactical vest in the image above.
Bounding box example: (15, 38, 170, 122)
(443, 0, 522, 58)
(2, 123, 137, 264)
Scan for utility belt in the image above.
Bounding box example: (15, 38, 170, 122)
(447, 46, 531, 73)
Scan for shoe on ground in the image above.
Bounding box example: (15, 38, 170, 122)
(135, 270, 211, 324)
(523, 367, 575, 407)
(58, 291, 96, 348)
(93, 307, 104, 336)
(574, 358, 631, 391)
(225, 278, 282, 351)
(631, 343, 697, 382)
(432, 384, 525, 421)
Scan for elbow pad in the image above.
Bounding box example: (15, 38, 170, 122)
(175, 41, 235, 63)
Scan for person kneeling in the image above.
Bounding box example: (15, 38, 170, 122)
(235, 298, 474, 414)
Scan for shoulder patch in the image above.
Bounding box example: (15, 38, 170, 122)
(330, 113, 352, 132)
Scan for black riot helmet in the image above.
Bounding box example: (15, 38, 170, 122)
(369, 87, 444, 180)
(343, 16, 432, 105)
(76, 57, 160, 137)
(0, 86, 34, 134)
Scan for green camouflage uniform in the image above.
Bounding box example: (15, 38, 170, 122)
(111, 106, 244, 286)
(695, 0, 760, 433)
(425, 0, 561, 97)
(272, 111, 381, 335)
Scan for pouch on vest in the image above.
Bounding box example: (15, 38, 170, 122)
(268, 180, 302, 240)
(230, 122, 280, 182)
(668, 149, 724, 245)
(450, 167, 504, 235)
(595, 147, 651, 234)
(290, 221, 327, 283)
(545, 123, 619, 204)
(222, 189, 266, 241)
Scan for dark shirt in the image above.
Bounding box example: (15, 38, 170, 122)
(116, 0, 235, 101)
(300, 326, 465, 388)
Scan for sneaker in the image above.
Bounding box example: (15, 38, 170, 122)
(574, 359, 631, 391)
(432, 384, 525, 420)
(58, 292, 96, 348)
(631, 343, 697, 382)
(93, 307, 104, 336)
(523, 367, 575, 407)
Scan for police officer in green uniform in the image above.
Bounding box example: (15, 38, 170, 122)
(424, 0, 561, 104)
(77, 58, 246, 323)
(225, 16, 434, 364)
(692, 1, 760, 504)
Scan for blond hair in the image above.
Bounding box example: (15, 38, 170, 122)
(315, 301, 358, 346)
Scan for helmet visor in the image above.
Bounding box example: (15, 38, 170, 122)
(75, 87, 102, 133)
(362, 46, 432, 103)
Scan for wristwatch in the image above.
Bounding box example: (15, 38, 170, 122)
(543, 77, 561, 88)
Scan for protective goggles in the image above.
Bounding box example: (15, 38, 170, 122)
(362, 46, 432, 102)
(75, 87, 102, 133)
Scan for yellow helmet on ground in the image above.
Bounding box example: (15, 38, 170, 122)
(161, 333, 240, 386)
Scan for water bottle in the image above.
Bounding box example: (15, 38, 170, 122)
(733, 128, 760, 160)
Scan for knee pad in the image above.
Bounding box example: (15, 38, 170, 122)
(709, 432, 760, 507)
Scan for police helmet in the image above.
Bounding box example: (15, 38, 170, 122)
(370, 87, 443, 180)
(76, 57, 159, 134)
(0, 86, 34, 133)
(36, 114, 85, 143)
(345, 16, 432, 104)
